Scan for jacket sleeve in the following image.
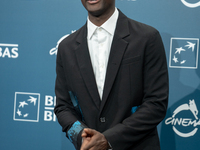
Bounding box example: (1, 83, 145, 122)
(103, 30, 169, 149)
(54, 44, 87, 150)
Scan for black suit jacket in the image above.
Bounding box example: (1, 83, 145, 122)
(54, 10, 168, 150)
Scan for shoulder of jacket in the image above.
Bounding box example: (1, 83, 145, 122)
(127, 17, 159, 38)
(59, 25, 86, 46)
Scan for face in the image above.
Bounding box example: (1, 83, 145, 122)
(81, 0, 115, 17)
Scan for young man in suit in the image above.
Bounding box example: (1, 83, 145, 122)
(54, 0, 169, 150)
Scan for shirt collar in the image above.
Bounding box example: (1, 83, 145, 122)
(87, 8, 119, 40)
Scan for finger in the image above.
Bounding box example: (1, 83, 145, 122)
(81, 137, 92, 150)
(88, 140, 109, 150)
(81, 130, 88, 138)
(82, 128, 91, 137)
(81, 135, 98, 150)
(83, 128, 96, 136)
(81, 139, 88, 150)
(89, 146, 107, 150)
(85, 132, 109, 150)
(82, 136, 91, 141)
(82, 128, 96, 138)
(82, 143, 94, 150)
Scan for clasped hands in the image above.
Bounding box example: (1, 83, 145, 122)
(80, 128, 110, 150)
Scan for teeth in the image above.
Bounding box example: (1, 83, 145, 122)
(87, 0, 98, 2)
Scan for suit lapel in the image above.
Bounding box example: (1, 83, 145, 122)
(100, 11, 130, 113)
(74, 11, 130, 113)
(75, 25, 101, 110)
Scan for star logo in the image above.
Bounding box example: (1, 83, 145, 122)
(19, 101, 28, 108)
(180, 60, 186, 64)
(13, 92, 40, 122)
(175, 47, 185, 54)
(169, 38, 199, 69)
(185, 41, 196, 52)
(173, 55, 179, 63)
(27, 96, 37, 106)
(16, 109, 22, 116)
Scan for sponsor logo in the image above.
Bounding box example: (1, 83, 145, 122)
(44, 95, 56, 122)
(49, 30, 76, 55)
(0, 43, 18, 58)
(169, 38, 199, 69)
(13, 92, 40, 122)
(13, 92, 57, 122)
(181, 0, 200, 8)
(165, 99, 200, 137)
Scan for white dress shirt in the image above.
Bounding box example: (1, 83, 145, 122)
(87, 8, 119, 99)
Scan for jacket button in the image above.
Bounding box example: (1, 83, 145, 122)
(100, 117, 106, 123)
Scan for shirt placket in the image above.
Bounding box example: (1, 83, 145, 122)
(97, 27, 107, 99)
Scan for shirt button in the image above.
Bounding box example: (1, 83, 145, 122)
(100, 117, 106, 123)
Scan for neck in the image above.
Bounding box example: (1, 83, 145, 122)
(88, 7, 115, 26)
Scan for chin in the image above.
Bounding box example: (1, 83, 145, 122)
(88, 9, 104, 17)
(87, 5, 107, 17)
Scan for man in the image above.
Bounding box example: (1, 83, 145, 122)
(54, 0, 169, 150)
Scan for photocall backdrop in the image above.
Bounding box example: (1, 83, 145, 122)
(0, 0, 200, 150)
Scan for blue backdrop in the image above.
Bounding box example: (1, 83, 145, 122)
(0, 0, 200, 150)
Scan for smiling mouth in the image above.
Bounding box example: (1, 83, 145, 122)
(87, 0, 100, 4)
